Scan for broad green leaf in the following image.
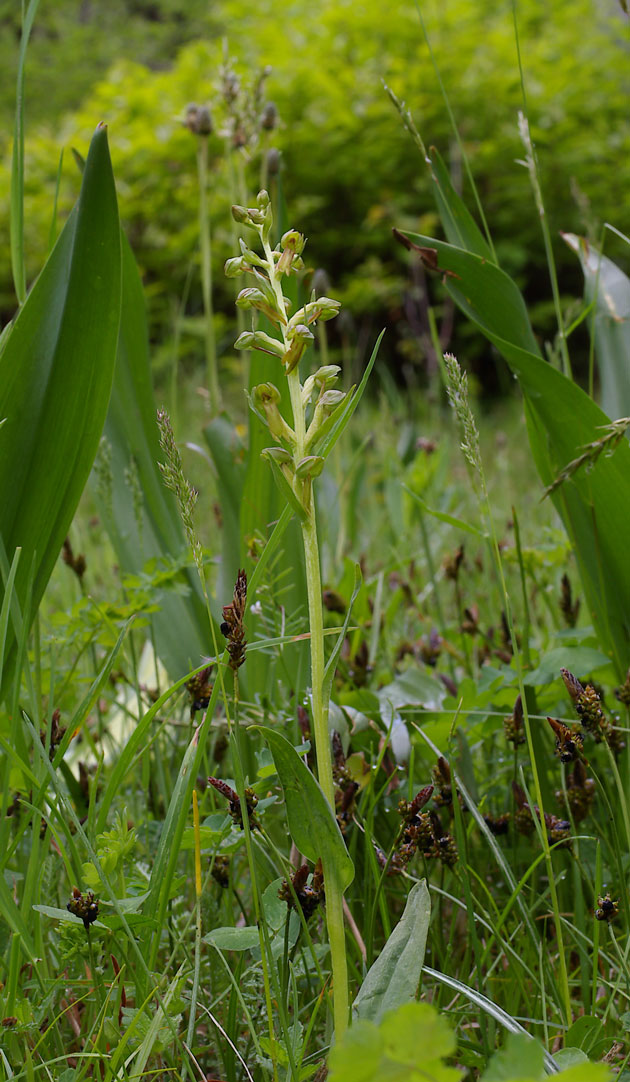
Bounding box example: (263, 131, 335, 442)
(32, 904, 107, 931)
(256, 726, 354, 891)
(328, 1002, 460, 1082)
(427, 146, 493, 261)
(99, 232, 210, 677)
(205, 926, 260, 951)
(553, 1050, 589, 1071)
(563, 233, 630, 418)
(397, 230, 630, 675)
(0, 124, 121, 688)
(480, 1033, 544, 1082)
(353, 880, 430, 1024)
(397, 232, 540, 356)
(378, 668, 446, 717)
(564, 1014, 607, 1060)
(554, 1066, 611, 1082)
(522, 646, 612, 686)
(381, 1003, 455, 1065)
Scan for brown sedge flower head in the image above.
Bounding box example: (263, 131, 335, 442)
(62, 537, 86, 583)
(67, 887, 99, 931)
(428, 810, 458, 867)
(279, 860, 325, 919)
(555, 759, 595, 823)
(504, 694, 525, 747)
(561, 668, 624, 754)
(211, 855, 230, 889)
(559, 573, 580, 628)
(596, 893, 619, 922)
(614, 669, 630, 707)
(431, 756, 458, 810)
(40, 709, 66, 761)
(221, 569, 247, 671)
(186, 666, 213, 719)
(484, 813, 511, 836)
(546, 716, 584, 763)
(208, 776, 259, 830)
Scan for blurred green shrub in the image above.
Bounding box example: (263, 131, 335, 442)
(1, 0, 628, 380)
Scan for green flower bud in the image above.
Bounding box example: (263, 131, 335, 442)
(235, 287, 282, 324)
(256, 190, 271, 210)
(225, 256, 249, 278)
(301, 365, 341, 406)
(295, 455, 325, 479)
(267, 147, 281, 176)
(262, 446, 293, 467)
(277, 230, 306, 274)
(261, 102, 278, 131)
(282, 324, 313, 373)
(314, 365, 342, 385)
(253, 384, 296, 445)
(232, 204, 250, 225)
(184, 103, 213, 136)
(235, 331, 285, 357)
(238, 239, 266, 269)
(305, 389, 347, 450)
(281, 230, 305, 255)
(319, 389, 346, 409)
(234, 331, 256, 350)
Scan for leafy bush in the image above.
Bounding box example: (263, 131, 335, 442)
(2, 0, 628, 380)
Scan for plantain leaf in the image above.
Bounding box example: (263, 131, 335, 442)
(353, 880, 430, 1024)
(0, 124, 121, 688)
(256, 726, 354, 891)
(563, 233, 630, 419)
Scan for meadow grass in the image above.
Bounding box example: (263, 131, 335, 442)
(2, 3, 630, 1080)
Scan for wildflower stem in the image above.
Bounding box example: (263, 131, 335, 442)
(197, 136, 221, 412)
(262, 230, 349, 1039)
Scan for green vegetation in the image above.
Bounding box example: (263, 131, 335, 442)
(2, 1, 630, 1079)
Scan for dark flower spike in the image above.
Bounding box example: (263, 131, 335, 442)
(556, 758, 596, 823)
(614, 669, 630, 707)
(222, 569, 248, 671)
(399, 785, 434, 825)
(428, 810, 458, 867)
(279, 860, 325, 919)
(186, 665, 213, 718)
(546, 716, 584, 763)
(432, 757, 458, 809)
(596, 893, 619, 922)
(559, 573, 580, 628)
(67, 887, 99, 931)
(208, 776, 259, 830)
(561, 667, 624, 753)
(484, 813, 511, 836)
(332, 730, 345, 770)
(504, 694, 525, 747)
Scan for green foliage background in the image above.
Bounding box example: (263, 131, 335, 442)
(1, 0, 628, 377)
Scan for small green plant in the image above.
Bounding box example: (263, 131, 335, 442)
(226, 189, 358, 1038)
